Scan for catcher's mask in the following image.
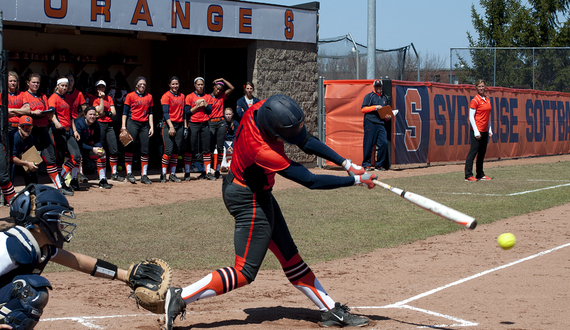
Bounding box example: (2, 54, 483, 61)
(256, 94, 308, 145)
(10, 184, 77, 248)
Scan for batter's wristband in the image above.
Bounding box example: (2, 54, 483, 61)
(91, 259, 118, 280)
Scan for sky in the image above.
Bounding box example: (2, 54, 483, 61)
(250, 0, 485, 61)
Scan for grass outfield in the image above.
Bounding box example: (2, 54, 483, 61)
(47, 160, 570, 272)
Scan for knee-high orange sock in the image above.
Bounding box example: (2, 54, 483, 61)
(141, 155, 149, 176)
(180, 267, 248, 304)
(170, 154, 178, 175)
(125, 152, 133, 174)
(161, 154, 169, 175)
(1, 183, 15, 205)
(46, 164, 62, 189)
(204, 153, 211, 173)
(269, 242, 335, 311)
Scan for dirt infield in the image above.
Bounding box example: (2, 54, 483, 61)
(4, 155, 570, 329)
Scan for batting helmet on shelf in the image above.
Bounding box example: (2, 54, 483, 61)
(257, 94, 308, 145)
(10, 184, 77, 248)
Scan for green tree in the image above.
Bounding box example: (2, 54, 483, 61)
(459, 0, 570, 91)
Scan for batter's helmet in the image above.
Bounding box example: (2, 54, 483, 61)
(257, 94, 307, 145)
(10, 184, 76, 248)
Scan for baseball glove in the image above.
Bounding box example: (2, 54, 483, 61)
(126, 258, 173, 314)
(119, 128, 133, 147)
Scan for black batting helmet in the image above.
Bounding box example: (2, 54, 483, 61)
(10, 184, 76, 248)
(257, 94, 307, 145)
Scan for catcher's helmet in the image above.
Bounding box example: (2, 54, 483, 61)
(257, 94, 307, 145)
(10, 184, 76, 248)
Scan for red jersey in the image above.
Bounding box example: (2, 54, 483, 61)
(93, 95, 115, 123)
(22, 91, 50, 127)
(205, 92, 227, 119)
(469, 94, 492, 132)
(161, 91, 185, 123)
(64, 89, 86, 119)
(124, 92, 153, 122)
(185, 92, 209, 123)
(8, 91, 25, 124)
(48, 93, 73, 128)
(230, 100, 291, 191)
(85, 93, 98, 107)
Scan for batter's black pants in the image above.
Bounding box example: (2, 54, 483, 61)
(31, 126, 56, 165)
(209, 119, 226, 156)
(223, 171, 299, 282)
(189, 121, 210, 157)
(99, 122, 119, 156)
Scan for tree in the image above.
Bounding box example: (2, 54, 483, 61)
(459, 0, 570, 91)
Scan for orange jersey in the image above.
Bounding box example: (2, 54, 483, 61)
(64, 89, 86, 119)
(469, 94, 492, 132)
(185, 92, 209, 123)
(124, 92, 153, 122)
(8, 91, 25, 124)
(93, 95, 115, 123)
(230, 100, 291, 190)
(205, 92, 227, 119)
(161, 91, 185, 123)
(48, 93, 72, 128)
(22, 91, 50, 127)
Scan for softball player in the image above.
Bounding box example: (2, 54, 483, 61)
(165, 95, 375, 329)
(465, 79, 493, 181)
(49, 78, 83, 191)
(0, 184, 133, 328)
(7, 71, 29, 135)
(184, 77, 213, 180)
(160, 77, 185, 183)
(122, 77, 154, 185)
(93, 80, 124, 182)
(235, 81, 260, 120)
(63, 74, 89, 183)
(206, 78, 234, 179)
(22, 73, 73, 196)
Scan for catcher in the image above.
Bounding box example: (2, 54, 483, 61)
(0, 184, 171, 329)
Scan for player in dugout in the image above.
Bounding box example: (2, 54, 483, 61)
(164, 94, 377, 329)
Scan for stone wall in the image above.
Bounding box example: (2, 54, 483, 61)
(248, 40, 319, 163)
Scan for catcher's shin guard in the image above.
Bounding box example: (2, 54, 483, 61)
(0, 275, 52, 330)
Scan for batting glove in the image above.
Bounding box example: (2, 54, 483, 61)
(354, 173, 377, 189)
(343, 159, 365, 176)
(183, 128, 189, 139)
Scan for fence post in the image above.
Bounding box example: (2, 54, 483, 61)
(317, 76, 325, 168)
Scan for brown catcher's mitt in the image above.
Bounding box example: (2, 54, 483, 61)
(126, 258, 173, 314)
(119, 128, 133, 147)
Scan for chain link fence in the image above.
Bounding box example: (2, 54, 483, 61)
(318, 35, 411, 80)
(451, 47, 570, 92)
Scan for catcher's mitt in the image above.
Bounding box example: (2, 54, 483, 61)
(126, 258, 173, 314)
(119, 128, 133, 147)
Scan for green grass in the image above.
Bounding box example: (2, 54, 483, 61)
(45, 160, 570, 272)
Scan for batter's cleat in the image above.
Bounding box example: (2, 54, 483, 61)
(169, 174, 182, 183)
(78, 172, 89, 183)
(160, 174, 167, 183)
(59, 184, 74, 196)
(98, 178, 112, 189)
(465, 176, 477, 182)
(478, 175, 492, 181)
(184, 172, 192, 181)
(165, 287, 186, 330)
(320, 302, 369, 328)
(205, 173, 217, 181)
(70, 178, 80, 191)
(126, 173, 137, 184)
(110, 173, 125, 182)
(141, 175, 152, 185)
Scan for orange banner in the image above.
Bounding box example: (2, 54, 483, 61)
(324, 80, 570, 165)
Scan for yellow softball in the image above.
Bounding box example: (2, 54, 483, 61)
(497, 233, 516, 250)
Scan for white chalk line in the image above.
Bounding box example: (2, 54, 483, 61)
(356, 242, 570, 328)
(40, 313, 155, 329)
(446, 182, 570, 196)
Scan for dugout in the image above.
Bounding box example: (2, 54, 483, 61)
(1, 1, 320, 167)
